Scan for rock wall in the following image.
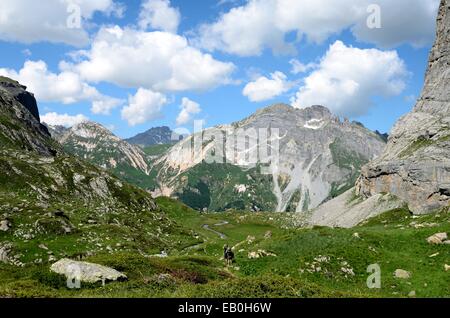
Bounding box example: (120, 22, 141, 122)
(357, 0, 450, 214)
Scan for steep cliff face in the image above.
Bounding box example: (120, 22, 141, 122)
(0, 77, 55, 156)
(151, 104, 386, 212)
(357, 0, 450, 214)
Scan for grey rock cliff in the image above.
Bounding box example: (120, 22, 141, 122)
(0, 77, 55, 156)
(356, 0, 450, 214)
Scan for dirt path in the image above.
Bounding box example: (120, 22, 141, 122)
(202, 221, 229, 239)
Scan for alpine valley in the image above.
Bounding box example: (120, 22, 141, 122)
(0, 0, 449, 299)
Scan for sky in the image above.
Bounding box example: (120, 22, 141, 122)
(0, 0, 441, 138)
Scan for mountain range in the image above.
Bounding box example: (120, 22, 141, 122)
(45, 103, 387, 213)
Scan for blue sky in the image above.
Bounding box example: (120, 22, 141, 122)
(0, 0, 440, 138)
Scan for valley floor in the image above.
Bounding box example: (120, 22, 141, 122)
(0, 198, 449, 298)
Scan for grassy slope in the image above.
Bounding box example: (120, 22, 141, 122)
(1, 198, 448, 298)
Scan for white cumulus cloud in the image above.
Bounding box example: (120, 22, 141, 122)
(139, 0, 181, 33)
(121, 88, 168, 126)
(243, 71, 291, 102)
(41, 112, 89, 127)
(0, 60, 123, 115)
(291, 41, 408, 117)
(176, 97, 201, 125)
(289, 59, 315, 75)
(0, 0, 123, 46)
(194, 0, 439, 56)
(67, 26, 235, 92)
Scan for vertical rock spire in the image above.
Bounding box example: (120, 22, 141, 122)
(357, 0, 450, 214)
(415, 0, 450, 115)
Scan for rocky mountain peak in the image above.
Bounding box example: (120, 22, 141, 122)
(0, 76, 55, 156)
(69, 121, 115, 140)
(126, 126, 180, 147)
(415, 0, 450, 115)
(0, 76, 41, 122)
(154, 101, 386, 212)
(57, 120, 150, 179)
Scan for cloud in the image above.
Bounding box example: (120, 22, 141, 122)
(351, 0, 439, 48)
(289, 59, 315, 75)
(0, 60, 123, 115)
(194, 0, 439, 56)
(243, 71, 291, 102)
(139, 0, 181, 33)
(41, 112, 89, 127)
(176, 97, 201, 125)
(195, 0, 292, 56)
(68, 26, 235, 92)
(121, 88, 168, 126)
(0, 0, 123, 47)
(291, 41, 408, 117)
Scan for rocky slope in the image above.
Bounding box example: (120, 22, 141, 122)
(126, 126, 181, 147)
(51, 122, 155, 190)
(0, 77, 194, 266)
(356, 0, 450, 214)
(150, 104, 386, 212)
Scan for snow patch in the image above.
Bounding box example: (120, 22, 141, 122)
(304, 119, 325, 130)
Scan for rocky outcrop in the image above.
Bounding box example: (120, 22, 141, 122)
(50, 259, 127, 284)
(0, 77, 55, 156)
(152, 104, 386, 212)
(357, 0, 450, 214)
(0, 76, 40, 121)
(304, 188, 405, 228)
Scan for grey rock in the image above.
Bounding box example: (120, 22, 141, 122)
(50, 258, 127, 284)
(356, 0, 450, 214)
(427, 232, 448, 244)
(394, 269, 411, 279)
(304, 188, 405, 228)
(0, 242, 12, 263)
(0, 219, 11, 231)
(0, 77, 55, 156)
(0, 76, 40, 121)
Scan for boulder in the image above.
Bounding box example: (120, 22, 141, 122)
(445, 264, 450, 272)
(50, 258, 127, 284)
(248, 250, 277, 259)
(0, 243, 12, 263)
(0, 219, 11, 231)
(427, 232, 448, 244)
(394, 269, 411, 279)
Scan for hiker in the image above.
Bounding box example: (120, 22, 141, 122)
(223, 245, 234, 266)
